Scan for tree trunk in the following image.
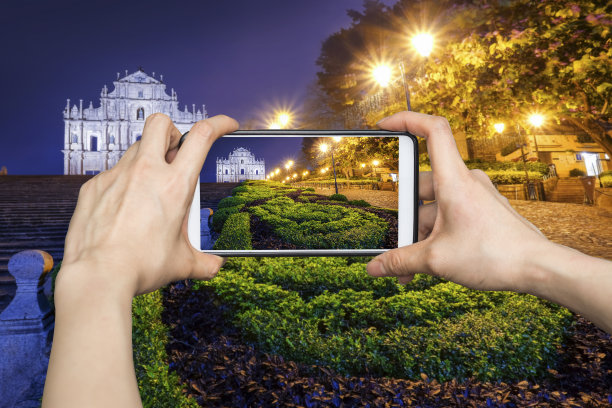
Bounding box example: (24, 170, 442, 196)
(565, 117, 612, 158)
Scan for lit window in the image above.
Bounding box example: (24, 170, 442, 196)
(575, 153, 582, 161)
(606, 154, 610, 160)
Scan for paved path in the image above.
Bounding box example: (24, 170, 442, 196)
(510, 200, 612, 260)
(314, 189, 611, 260)
(314, 188, 398, 209)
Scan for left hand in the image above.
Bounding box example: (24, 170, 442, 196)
(59, 113, 239, 297)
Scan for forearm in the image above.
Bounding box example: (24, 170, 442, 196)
(523, 241, 612, 333)
(42, 264, 142, 408)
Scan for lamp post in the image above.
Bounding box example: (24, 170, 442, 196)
(495, 120, 535, 199)
(528, 113, 544, 159)
(320, 142, 339, 195)
(372, 159, 380, 179)
(372, 32, 434, 111)
(285, 160, 293, 178)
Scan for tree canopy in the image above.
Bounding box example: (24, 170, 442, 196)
(313, 0, 612, 156)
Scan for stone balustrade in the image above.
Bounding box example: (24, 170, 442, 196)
(0, 250, 54, 408)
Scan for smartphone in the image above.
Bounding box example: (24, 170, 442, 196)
(187, 130, 418, 256)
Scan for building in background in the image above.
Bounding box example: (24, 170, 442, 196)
(495, 133, 610, 177)
(216, 148, 265, 183)
(62, 68, 207, 175)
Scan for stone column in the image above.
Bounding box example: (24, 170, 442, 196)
(0, 250, 54, 408)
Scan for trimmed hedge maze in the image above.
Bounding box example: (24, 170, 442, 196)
(195, 257, 573, 383)
(212, 181, 395, 250)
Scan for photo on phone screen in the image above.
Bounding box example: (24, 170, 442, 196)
(189, 130, 417, 256)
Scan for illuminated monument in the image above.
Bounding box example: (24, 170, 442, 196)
(216, 148, 265, 183)
(62, 68, 206, 175)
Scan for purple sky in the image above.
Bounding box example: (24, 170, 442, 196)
(0, 0, 395, 175)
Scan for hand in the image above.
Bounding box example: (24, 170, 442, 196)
(59, 113, 239, 297)
(367, 111, 548, 293)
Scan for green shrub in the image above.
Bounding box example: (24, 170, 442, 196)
(600, 174, 612, 187)
(485, 170, 544, 184)
(349, 199, 371, 207)
(132, 291, 198, 408)
(217, 196, 246, 209)
(569, 168, 586, 177)
(248, 196, 388, 249)
(329, 193, 348, 202)
(304, 187, 315, 192)
(211, 204, 243, 232)
(213, 212, 252, 250)
(196, 258, 572, 382)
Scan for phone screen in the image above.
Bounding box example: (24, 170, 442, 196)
(190, 130, 417, 256)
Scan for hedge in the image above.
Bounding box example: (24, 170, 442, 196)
(132, 291, 198, 407)
(248, 196, 388, 249)
(196, 257, 572, 382)
(213, 212, 252, 250)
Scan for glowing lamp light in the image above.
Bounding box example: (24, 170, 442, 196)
(361, 163, 366, 168)
(319, 143, 329, 153)
(275, 168, 280, 174)
(320, 169, 326, 174)
(411, 33, 434, 57)
(529, 114, 544, 127)
(372, 64, 392, 87)
(303, 171, 309, 176)
(372, 160, 380, 166)
(332, 136, 342, 143)
(494, 123, 505, 134)
(278, 113, 291, 127)
(269, 122, 281, 130)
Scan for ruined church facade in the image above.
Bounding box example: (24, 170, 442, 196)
(62, 68, 207, 175)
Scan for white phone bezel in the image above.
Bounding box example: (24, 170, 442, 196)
(187, 130, 418, 256)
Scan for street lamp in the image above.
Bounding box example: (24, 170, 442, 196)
(372, 33, 435, 111)
(528, 113, 544, 158)
(319, 140, 340, 195)
(285, 160, 293, 177)
(372, 159, 380, 178)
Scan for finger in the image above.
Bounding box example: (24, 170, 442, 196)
(188, 251, 226, 281)
(367, 240, 432, 278)
(418, 202, 437, 241)
(379, 111, 467, 180)
(398, 276, 414, 285)
(419, 171, 434, 201)
(138, 113, 183, 159)
(113, 140, 141, 170)
(173, 115, 239, 185)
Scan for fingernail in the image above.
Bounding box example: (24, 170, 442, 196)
(376, 117, 389, 126)
(367, 259, 387, 276)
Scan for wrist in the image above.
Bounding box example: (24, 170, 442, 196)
(55, 261, 136, 308)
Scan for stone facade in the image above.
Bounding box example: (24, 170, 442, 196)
(62, 68, 207, 175)
(216, 148, 265, 183)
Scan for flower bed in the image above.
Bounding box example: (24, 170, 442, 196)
(194, 257, 572, 383)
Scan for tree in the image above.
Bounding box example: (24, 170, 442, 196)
(314, 0, 612, 156)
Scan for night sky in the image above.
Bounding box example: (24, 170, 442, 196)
(0, 0, 395, 176)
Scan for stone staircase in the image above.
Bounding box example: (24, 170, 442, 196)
(547, 177, 586, 204)
(0, 175, 240, 311)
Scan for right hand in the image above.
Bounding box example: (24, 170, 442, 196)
(367, 111, 549, 293)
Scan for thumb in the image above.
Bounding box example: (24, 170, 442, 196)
(188, 251, 226, 281)
(367, 240, 431, 279)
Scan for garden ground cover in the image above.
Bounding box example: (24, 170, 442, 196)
(212, 181, 398, 250)
(162, 281, 612, 407)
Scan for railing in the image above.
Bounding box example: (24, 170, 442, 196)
(0, 250, 54, 408)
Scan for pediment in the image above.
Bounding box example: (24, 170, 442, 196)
(119, 69, 160, 84)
